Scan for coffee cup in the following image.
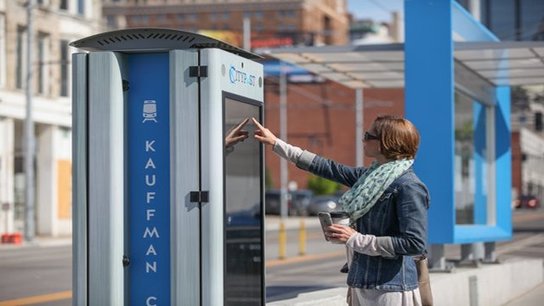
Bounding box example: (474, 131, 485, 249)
(329, 211, 350, 244)
(330, 211, 350, 225)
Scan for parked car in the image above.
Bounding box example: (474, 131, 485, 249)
(265, 189, 314, 216)
(290, 189, 314, 216)
(513, 195, 540, 209)
(306, 195, 341, 216)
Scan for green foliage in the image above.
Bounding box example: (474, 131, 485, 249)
(307, 174, 342, 195)
(265, 168, 273, 188)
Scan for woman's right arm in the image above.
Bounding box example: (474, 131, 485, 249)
(253, 118, 364, 187)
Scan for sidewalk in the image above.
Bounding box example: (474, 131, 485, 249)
(2, 217, 543, 306)
(0, 235, 72, 250)
(503, 278, 544, 306)
(268, 257, 544, 306)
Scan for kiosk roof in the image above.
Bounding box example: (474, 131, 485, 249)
(71, 28, 261, 60)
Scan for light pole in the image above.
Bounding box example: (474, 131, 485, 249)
(24, 0, 35, 242)
(355, 88, 363, 167)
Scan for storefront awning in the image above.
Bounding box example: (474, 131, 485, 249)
(258, 41, 544, 89)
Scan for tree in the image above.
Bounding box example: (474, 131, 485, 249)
(307, 174, 342, 195)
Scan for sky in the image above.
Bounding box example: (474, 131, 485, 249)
(347, 0, 404, 22)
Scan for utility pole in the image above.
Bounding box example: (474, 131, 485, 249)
(279, 63, 288, 219)
(278, 62, 288, 259)
(355, 88, 363, 167)
(243, 17, 251, 51)
(24, 0, 35, 242)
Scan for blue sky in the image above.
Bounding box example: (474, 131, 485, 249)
(347, 0, 403, 22)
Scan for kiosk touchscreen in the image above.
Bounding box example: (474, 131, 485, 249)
(224, 94, 263, 305)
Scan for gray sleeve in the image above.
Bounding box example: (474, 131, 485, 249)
(346, 233, 396, 258)
(272, 139, 316, 169)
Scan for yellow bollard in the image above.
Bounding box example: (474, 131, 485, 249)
(298, 218, 306, 256)
(278, 220, 286, 260)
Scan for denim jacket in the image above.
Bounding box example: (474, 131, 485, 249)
(298, 154, 430, 291)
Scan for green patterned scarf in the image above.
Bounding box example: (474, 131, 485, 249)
(339, 159, 414, 222)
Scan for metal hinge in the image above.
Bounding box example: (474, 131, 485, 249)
(189, 66, 208, 78)
(122, 80, 130, 91)
(190, 191, 209, 203)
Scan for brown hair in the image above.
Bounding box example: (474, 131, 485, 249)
(372, 115, 420, 160)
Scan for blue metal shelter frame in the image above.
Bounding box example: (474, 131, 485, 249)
(405, 1, 512, 244)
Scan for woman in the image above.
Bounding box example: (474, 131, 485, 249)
(252, 116, 429, 306)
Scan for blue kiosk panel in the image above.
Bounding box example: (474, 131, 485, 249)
(127, 53, 171, 304)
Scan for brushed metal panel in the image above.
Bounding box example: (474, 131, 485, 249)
(88, 52, 125, 306)
(170, 49, 200, 306)
(72, 52, 88, 306)
(200, 49, 225, 306)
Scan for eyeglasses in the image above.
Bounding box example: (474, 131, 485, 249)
(363, 131, 379, 141)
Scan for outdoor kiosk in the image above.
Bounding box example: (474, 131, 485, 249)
(71, 28, 265, 306)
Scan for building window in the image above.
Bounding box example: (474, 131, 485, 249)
(59, 0, 68, 10)
(156, 14, 168, 24)
(481, 0, 516, 40)
(278, 24, 296, 32)
(278, 10, 296, 18)
(186, 14, 197, 22)
(37, 33, 49, 95)
(521, 0, 544, 41)
(16, 26, 27, 90)
(0, 14, 5, 88)
(130, 15, 149, 24)
(106, 16, 116, 28)
(78, 0, 85, 15)
(60, 40, 69, 97)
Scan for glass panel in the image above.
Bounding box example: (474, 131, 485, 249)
(486, 0, 516, 40)
(319, 72, 351, 82)
(463, 58, 542, 70)
(350, 71, 404, 80)
(491, 77, 544, 86)
(521, 0, 544, 41)
(224, 96, 262, 306)
(328, 62, 404, 72)
(367, 80, 404, 88)
(455, 48, 533, 61)
(299, 63, 331, 73)
(478, 68, 544, 79)
(454, 92, 476, 224)
(274, 53, 311, 63)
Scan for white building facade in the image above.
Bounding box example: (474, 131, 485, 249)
(0, 0, 102, 237)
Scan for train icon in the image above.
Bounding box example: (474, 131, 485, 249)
(142, 100, 158, 123)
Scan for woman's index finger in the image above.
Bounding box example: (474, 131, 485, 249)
(251, 117, 265, 130)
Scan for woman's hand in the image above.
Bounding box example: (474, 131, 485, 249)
(252, 118, 278, 146)
(326, 224, 357, 243)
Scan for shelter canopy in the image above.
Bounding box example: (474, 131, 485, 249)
(259, 41, 544, 88)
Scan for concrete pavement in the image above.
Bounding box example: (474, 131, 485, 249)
(2, 216, 543, 306)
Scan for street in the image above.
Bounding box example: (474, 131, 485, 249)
(1, 209, 543, 305)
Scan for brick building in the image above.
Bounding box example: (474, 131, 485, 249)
(263, 78, 404, 190)
(102, 0, 350, 48)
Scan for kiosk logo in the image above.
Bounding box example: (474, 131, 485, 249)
(142, 100, 158, 123)
(229, 65, 256, 86)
